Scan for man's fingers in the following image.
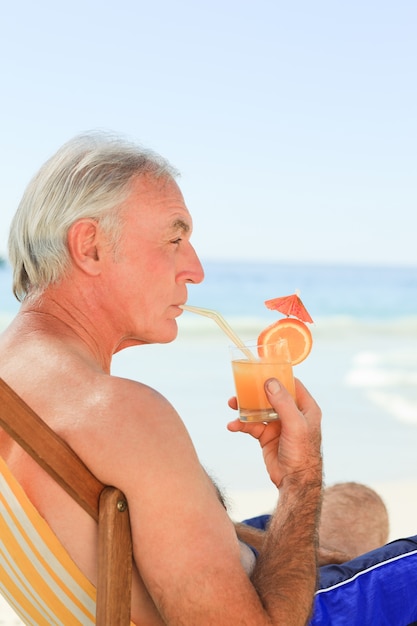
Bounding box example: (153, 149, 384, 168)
(227, 418, 267, 437)
(293, 378, 321, 419)
(228, 396, 238, 410)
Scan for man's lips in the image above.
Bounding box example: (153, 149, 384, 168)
(172, 303, 186, 316)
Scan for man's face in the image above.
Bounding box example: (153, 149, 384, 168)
(108, 174, 204, 350)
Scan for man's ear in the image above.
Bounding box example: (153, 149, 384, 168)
(67, 218, 102, 276)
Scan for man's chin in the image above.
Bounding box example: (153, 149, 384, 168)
(158, 322, 179, 344)
(114, 323, 178, 353)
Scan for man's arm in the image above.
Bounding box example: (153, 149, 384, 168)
(228, 378, 322, 624)
(235, 522, 266, 553)
(89, 376, 322, 625)
(251, 474, 321, 624)
(235, 522, 351, 567)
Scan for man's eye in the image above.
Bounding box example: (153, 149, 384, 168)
(171, 237, 182, 245)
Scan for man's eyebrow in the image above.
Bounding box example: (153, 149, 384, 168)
(171, 218, 191, 233)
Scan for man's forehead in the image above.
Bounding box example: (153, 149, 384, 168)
(124, 175, 192, 230)
(131, 175, 186, 207)
(130, 173, 180, 196)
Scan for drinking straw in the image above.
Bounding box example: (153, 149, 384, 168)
(180, 304, 255, 360)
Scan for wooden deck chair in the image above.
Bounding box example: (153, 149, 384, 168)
(0, 377, 134, 626)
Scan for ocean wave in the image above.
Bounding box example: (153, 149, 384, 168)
(346, 364, 417, 388)
(312, 315, 417, 335)
(344, 348, 417, 426)
(178, 314, 417, 340)
(367, 391, 417, 425)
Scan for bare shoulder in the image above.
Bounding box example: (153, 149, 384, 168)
(65, 373, 194, 486)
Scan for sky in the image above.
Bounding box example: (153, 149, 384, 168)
(1, 0, 416, 266)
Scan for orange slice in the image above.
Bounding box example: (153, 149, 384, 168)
(257, 318, 313, 365)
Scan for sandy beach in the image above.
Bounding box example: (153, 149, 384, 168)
(1, 480, 416, 625)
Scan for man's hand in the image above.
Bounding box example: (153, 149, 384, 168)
(227, 378, 322, 489)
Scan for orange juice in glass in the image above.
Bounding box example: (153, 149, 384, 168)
(230, 338, 295, 422)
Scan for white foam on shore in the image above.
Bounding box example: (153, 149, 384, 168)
(367, 390, 417, 425)
(345, 351, 417, 388)
(343, 349, 417, 425)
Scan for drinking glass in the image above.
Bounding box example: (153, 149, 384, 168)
(230, 338, 295, 422)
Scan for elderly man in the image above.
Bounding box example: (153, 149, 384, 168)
(0, 133, 322, 625)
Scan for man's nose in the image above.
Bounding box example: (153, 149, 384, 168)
(184, 243, 205, 284)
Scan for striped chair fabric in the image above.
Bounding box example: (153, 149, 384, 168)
(0, 454, 132, 625)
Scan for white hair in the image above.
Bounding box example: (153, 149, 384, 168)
(8, 131, 178, 301)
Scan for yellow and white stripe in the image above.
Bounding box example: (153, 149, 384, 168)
(0, 455, 97, 625)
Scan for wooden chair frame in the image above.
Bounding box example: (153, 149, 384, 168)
(0, 377, 133, 626)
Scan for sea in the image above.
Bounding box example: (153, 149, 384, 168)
(1, 259, 417, 503)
